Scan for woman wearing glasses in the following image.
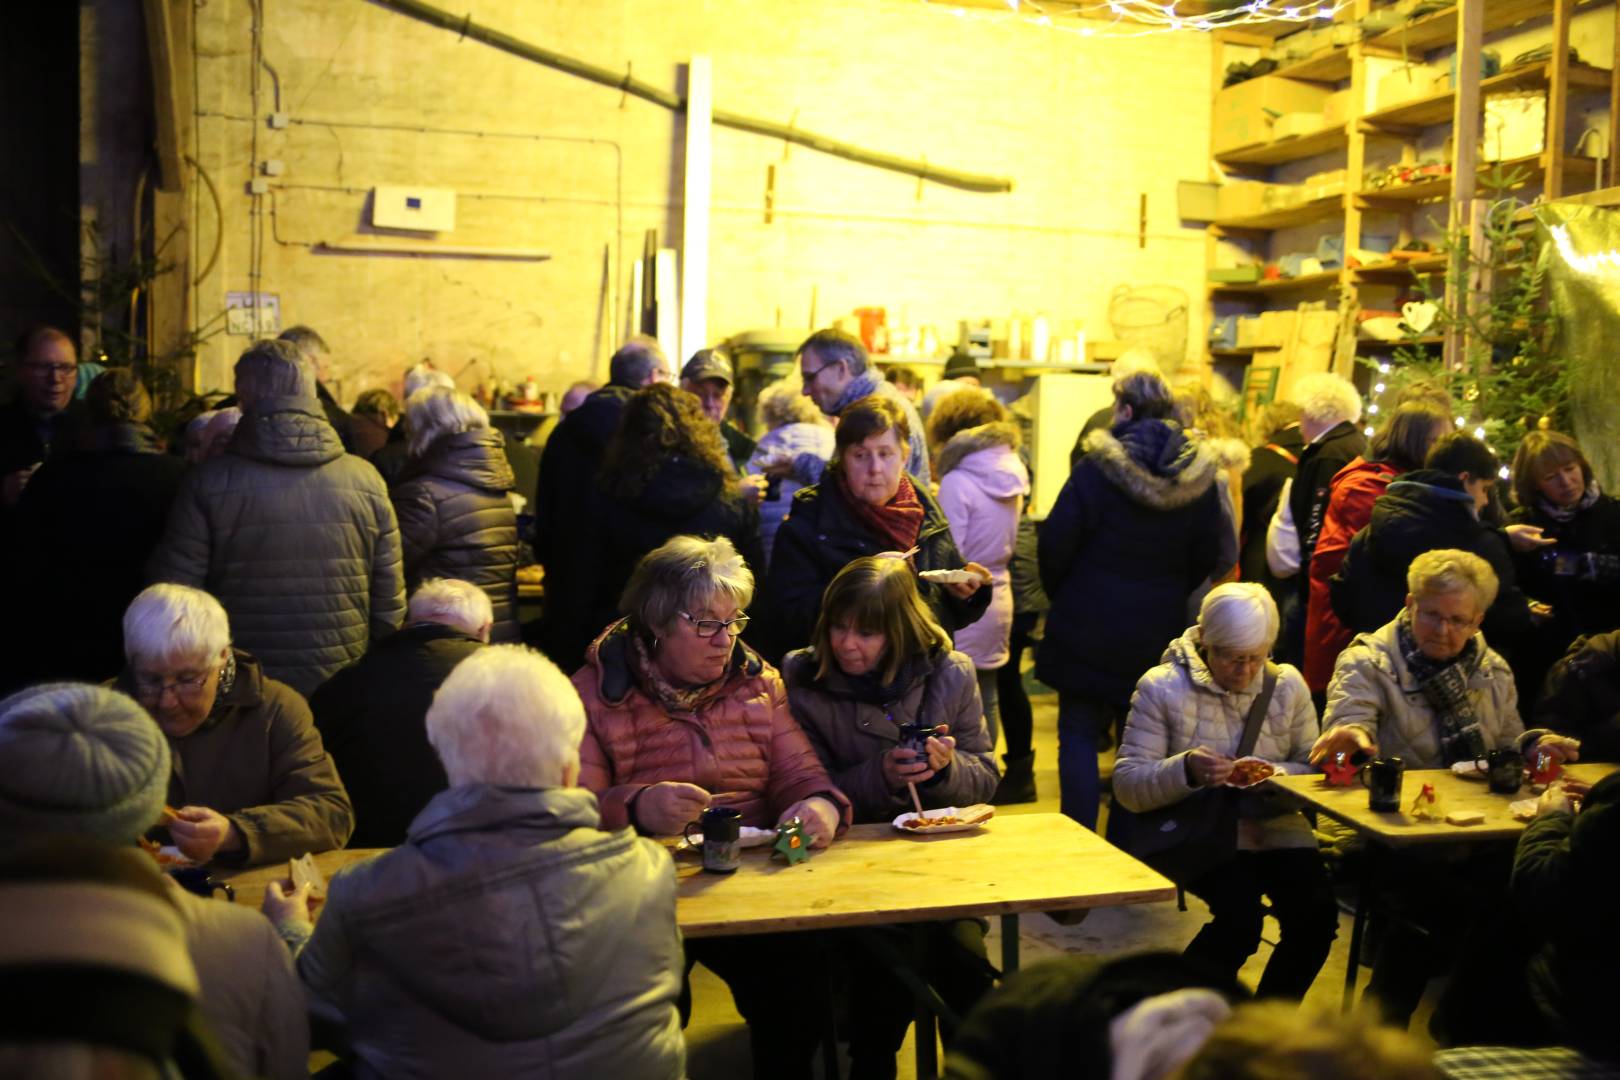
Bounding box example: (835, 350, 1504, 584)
(572, 534, 852, 1080)
(117, 583, 353, 868)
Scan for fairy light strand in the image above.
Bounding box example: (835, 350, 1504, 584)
(928, 0, 1351, 38)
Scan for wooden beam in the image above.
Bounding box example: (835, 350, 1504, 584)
(1610, 7, 1620, 186)
(679, 56, 712, 367)
(1545, 0, 1573, 197)
(1445, 0, 1484, 375)
(141, 0, 190, 193)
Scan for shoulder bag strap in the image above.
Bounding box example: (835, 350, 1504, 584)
(1264, 443, 1300, 466)
(1235, 663, 1279, 760)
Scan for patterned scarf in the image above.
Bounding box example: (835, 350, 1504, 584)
(837, 470, 925, 552)
(1396, 610, 1486, 765)
(628, 631, 729, 715)
(1537, 480, 1602, 524)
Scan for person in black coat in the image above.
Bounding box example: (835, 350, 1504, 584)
(532, 337, 670, 661)
(1507, 431, 1620, 702)
(1037, 370, 1226, 831)
(754, 395, 990, 668)
(561, 382, 763, 669)
(1535, 630, 1620, 762)
(1239, 402, 1304, 608)
(1329, 432, 1545, 650)
(308, 578, 491, 848)
(6, 369, 185, 690)
(1, 325, 86, 511)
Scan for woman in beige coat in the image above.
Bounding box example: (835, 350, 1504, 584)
(783, 556, 997, 1075)
(1113, 582, 1336, 999)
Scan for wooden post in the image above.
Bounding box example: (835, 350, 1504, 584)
(679, 56, 712, 366)
(142, 0, 194, 391)
(1546, 0, 1573, 198)
(141, 0, 188, 194)
(1444, 0, 1484, 376)
(1340, 0, 1374, 379)
(1610, 9, 1620, 187)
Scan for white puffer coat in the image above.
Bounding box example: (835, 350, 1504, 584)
(1113, 626, 1319, 851)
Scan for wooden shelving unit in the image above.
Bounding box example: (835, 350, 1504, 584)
(1204, 0, 1616, 379)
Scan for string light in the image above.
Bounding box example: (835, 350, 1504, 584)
(1378, 362, 1392, 375)
(1473, 426, 1487, 439)
(919, 0, 1352, 38)
(1374, 382, 1386, 394)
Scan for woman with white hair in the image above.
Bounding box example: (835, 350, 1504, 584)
(390, 386, 520, 641)
(1112, 582, 1336, 999)
(745, 377, 833, 568)
(265, 645, 686, 1080)
(572, 533, 851, 1080)
(117, 583, 353, 868)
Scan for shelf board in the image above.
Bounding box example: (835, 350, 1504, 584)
(1210, 270, 1344, 296)
(1355, 335, 1445, 351)
(1358, 154, 1597, 206)
(1211, 192, 1344, 230)
(1209, 347, 1258, 359)
(1216, 124, 1349, 167)
(1353, 256, 1447, 282)
(1362, 61, 1612, 133)
(1365, 0, 1584, 55)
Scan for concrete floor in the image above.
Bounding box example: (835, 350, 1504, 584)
(685, 666, 1441, 1079)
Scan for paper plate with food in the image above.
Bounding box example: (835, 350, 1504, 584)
(1450, 760, 1488, 779)
(893, 804, 994, 835)
(918, 568, 984, 586)
(1225, 757, 1278, 789)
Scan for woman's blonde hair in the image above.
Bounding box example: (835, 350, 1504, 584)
(756, 377, 825, 431)
(619, 535, 754, 640)
(1406, 548, 1499, 611)
(811, 557, 950, 684)
(1511, 430, 1591, 510)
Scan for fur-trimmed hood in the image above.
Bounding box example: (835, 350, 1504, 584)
(1203, 436, 1251, 473)
(937, 421, 1024, 482)
(1080, 419, 1219, 511)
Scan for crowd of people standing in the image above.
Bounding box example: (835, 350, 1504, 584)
(1, 317, 1617, 1080)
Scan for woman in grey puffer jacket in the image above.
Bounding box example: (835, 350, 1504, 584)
(391, 388, 520, 641)
(1112, 583, 1336, 1000)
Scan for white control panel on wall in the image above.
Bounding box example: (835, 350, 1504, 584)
(225, 292, 281, 336)
(372, 186, 457, 232)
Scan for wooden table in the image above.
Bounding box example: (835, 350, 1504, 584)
(1268, 761, 1616, 1009)
(223, 813, 1174, 1077)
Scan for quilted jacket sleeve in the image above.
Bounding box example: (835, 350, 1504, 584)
(391, 480, 440, 582)
(147, 469, 211, 586)
(225, 688, 355, 866)
(920, 657, 999, 808)
(762, 672, 853, 835)
(368, 488, 407, 640)
(1112, 669, 1198, 813)
(1320, 643, 1385, 750)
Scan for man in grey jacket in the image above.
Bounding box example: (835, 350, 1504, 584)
(150, 339, 405, 696)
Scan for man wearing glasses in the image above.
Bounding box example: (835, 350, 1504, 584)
(2, 324, 84, 508)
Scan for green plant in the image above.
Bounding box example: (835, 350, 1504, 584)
(1358, 184, 1568, 465)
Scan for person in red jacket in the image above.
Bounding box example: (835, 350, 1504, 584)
(1303, 401, 1450, 699)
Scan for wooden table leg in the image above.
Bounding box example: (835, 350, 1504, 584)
(1000, 913, 1020, 975)
(913, 927, 938, 1080)
(1342, 847, 1374, 1013)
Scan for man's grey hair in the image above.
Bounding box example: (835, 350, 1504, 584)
(407, 578, 494, 638)
(1292, 372, 1363, 429)
(235, 338, 315, 407)
(608, 335, 668, 388)
(277, 324, 329, 361)
(796, 328, 869, 377)
(426, 645, 585, 788)
(123, 584, 231, 667)
(620, 535, 754, 639)
(403, 362, 455, 401)
(406, 387, 491, 457)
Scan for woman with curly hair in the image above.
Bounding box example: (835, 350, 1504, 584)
(559, 383, 762, 669)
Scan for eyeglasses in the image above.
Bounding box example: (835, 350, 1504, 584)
(133, 671, 212, 699)
(21, 362, 76, 379)
(1415, 609, 1478, 634)
(801, 360, 841, 385)
(679, 611, 751, 638)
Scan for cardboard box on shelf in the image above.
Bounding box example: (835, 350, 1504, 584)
(1178, 180, 1220, 222)
(1273, 112, 1325, 140)
(1214, 74, 1334, 154)
(1216, 180, 1275, 219)
(1256, 310, 1299, 347)
(1484, 90, 1547, 161)
(1209, 266, 1264, 284)
(1235, 316, 1265, 349)
(1375, 65, 1447, 112)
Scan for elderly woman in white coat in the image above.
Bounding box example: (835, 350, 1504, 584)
(1112, 583, 1337, 999)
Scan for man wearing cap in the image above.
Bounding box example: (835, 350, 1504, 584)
(0, 682, 309, 1079)
(920, 348, 983, 421)
(681, 347, 757, 473)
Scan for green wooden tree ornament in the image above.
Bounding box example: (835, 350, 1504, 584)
(773, 817, 811, 865)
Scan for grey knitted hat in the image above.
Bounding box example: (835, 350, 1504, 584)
(0, 683, 171, 844)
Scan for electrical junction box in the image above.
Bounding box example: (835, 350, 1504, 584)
(371, 186, 456, 232)
(225, 292, 281, 336)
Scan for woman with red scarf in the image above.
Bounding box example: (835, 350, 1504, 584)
(753, 394, 990, 665)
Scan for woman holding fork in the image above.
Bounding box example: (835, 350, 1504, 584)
(782, 556, 998, 1078)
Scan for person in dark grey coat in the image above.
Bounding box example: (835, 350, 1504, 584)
(148, 339, 405, 697)
(391, 387, 520, 642)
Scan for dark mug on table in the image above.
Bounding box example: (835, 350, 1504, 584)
(168, 866, 236, 901)
(1361, 756, 1404, 812)
(685, 805, 742, 874)
(1478, 747, 1523, 794)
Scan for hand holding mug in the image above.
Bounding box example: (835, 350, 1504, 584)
(924, 734, 956, 772)
(635, 782, 712, 835)
(882, 746, 936, 789)
(1528, 734, 1581, 767)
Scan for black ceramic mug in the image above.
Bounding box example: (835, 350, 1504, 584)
(684, 805, 742, 873)
(1361, 756, 1405, 812)
(1479, 747, 1524, 794)
(167, 866, 236, 901)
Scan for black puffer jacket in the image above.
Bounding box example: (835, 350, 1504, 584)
(1035, 419, 1224, 703)
(391, 428, 520, 642)
(1240, 426, 1304, 603)
(1509, 494, 1620, 641)
(1534, 630, 1620, 762)
(8, 423, 186, 688)
(1328, 470, 1532, 647)
(545, 454, 762, 671)
(148, 396, 406, 698)
(532, 385, 632, 571)
(1290, 420, 1367, 572)
(753, 476, 991, 667)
